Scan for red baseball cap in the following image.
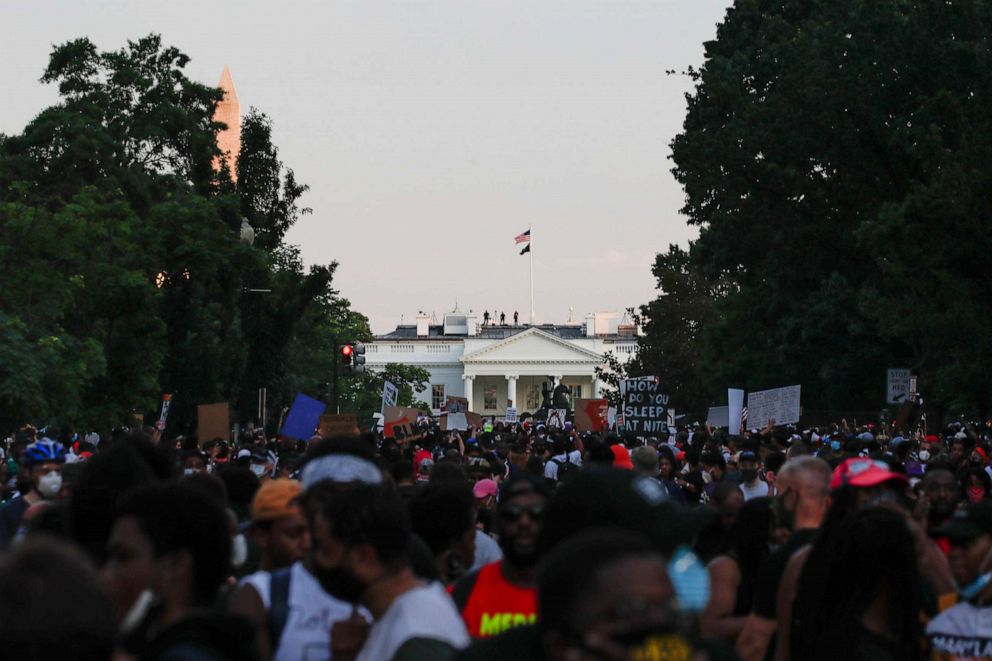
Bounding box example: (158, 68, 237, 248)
(611, 444, 634, 470)
(830, 457, 908, 491)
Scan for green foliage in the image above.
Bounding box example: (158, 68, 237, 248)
(341, 363, 432, 429)
(646, 0, 992, 421)
(0, 35, 358, 433)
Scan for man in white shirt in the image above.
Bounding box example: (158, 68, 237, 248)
(314, 483, 469, 661)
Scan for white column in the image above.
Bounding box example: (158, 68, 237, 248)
(505, 375, 518, 408)
(462, 375, 475, 412)
(592, 377, 603, 399)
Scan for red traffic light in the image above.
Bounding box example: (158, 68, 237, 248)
(341, 344, 354, 357)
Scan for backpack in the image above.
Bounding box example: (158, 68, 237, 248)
(268, 567, 293, 649)
(553, 455, 579, 483)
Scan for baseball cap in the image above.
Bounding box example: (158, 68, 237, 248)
(251, 479, 302, 522)
(931, 501, 992, 542)
(611, 444, 634, 470)
(472, 478, 498, 499)
(540, 468, 714, 555)
(829, 457, 909, 491)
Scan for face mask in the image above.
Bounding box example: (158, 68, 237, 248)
(920, 450, 931, 462)
(250, 464, 268, 478)
(830, 440, 842, 452)
(968, 486, 986, 503)
(701, 471, 712, 485)
(231, 533, 248, 568)
(183, 468, 198, 476)
(37, 472, 62, 498)
(741, 468, 759, 483)
(667, 546, 710, 612)
(313, 563, 366, 603)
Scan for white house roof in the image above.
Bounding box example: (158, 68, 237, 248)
(461, 327, 604, 365)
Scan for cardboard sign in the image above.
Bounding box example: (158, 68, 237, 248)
(197, 402, 230, 444)
(886, 369, 911, 405)
(505, 407, 518, 424)
(382, 381, 399, 411)
(318, 413, 358, 437)
(707, 406, 730, 428)
(574, 398, 609, 432)
(621, 377, 668, 434)
(445, 396, 469, 414)
(383, 406, 421, 440)
(746, 385, 801, 427)
(281, 393, 327, 440)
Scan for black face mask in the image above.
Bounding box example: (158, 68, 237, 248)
(741, 468, 759, 483)
(313, 563, 366, 603)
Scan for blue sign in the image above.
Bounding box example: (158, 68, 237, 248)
(281, 393, 326, 440)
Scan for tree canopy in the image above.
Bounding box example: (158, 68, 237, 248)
(0, 35, 361, 433)
(639, 0, 992, 421)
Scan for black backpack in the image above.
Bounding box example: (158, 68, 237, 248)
(553, 455, 579, 483)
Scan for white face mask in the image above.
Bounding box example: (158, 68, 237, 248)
(250, 464, 268, 478)
(701, 471, 713, 485)
(231, 533, 248, 568)
(37, 472, 62, 498)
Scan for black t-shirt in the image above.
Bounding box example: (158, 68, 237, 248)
(752, 528, 818, 619)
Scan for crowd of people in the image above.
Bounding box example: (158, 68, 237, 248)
(2, 416, 992, 660)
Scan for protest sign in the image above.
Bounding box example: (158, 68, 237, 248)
(381, 381, 399, 411)
(886, 369, 911, 405)
(547, 409, 568, 428)
(197, 402, 230, 444)
(607, 406, 617, 430)
(281, 393, 327, 440)
(505, 407, 518, 424)
(318, 413, 358, 437)
(155, 394, 173, 432)
(746, 385, 801, 427)
(445, 396, 469, 413)
(621, 377, 668, 434)
(383, 406, 421, 440)
(574, 398, 609, 432)
(707, 406, 730, 428)
(443, 412, 468, 431)
(728, 389, 745, 434)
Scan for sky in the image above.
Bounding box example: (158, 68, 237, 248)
(1, 1, 732, 333)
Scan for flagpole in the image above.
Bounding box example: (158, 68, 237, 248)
(529, 224, 534, 325)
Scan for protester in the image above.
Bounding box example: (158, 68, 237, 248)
(317, 483, 470, 660)
(736, 456, 831, 661)
(738, 450, 770, 501)
(452, 473, 550, 638)
(103, 482, 256, 659)
(0, 538, 117, 661)
(409, 481, 478, 585)
(0, 438, 66, 547)
(247, 478, 309, 572)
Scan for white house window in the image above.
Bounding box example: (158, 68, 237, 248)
(525, 385, 541, 411)
(431, 384, 445, 411)
(572, 385, 583, 401)
(484, 385, 498, 411)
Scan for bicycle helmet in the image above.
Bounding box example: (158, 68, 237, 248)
(22, 438, 67, 467)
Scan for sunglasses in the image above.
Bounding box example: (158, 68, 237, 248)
(500, 503, 546, 522)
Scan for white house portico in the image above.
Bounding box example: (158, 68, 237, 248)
(367, 310, 639, 417)
(460, 327, 606, 413)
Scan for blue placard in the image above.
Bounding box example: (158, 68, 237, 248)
(281, 393, 327, 440)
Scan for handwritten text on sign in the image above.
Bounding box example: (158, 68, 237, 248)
(622, 378, 669, 434)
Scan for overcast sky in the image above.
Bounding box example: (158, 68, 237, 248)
(1, 1, 732, 333)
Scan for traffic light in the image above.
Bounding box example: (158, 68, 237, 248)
(352, 342, 366, 374)
(338, 343, 366, 376)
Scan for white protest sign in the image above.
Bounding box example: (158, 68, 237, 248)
(886, 369, 911, 405)
(728, 389, 745, 434)
(707, 406, 730, 428)
(505, 406, 518, 424)
(381, 381, 399, 412)
(547, 409, 567, 428)
(746, 385, 801, 427)
(446, 412, 468, 431)
(607, 406, 617, 430)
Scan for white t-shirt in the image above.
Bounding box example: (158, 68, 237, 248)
(739, 480, 770, 502)
(544, 450, 583, 481)
(241, 561, 365, 661)
(356, 582, 469, 661)
(926, 601, 992, 658)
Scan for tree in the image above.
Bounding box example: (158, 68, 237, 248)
(656, 0, 992, 420)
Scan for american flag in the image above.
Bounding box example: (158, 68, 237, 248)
(514, 229, 531, 244)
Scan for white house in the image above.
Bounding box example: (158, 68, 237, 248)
(367, 310, 638, 416)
